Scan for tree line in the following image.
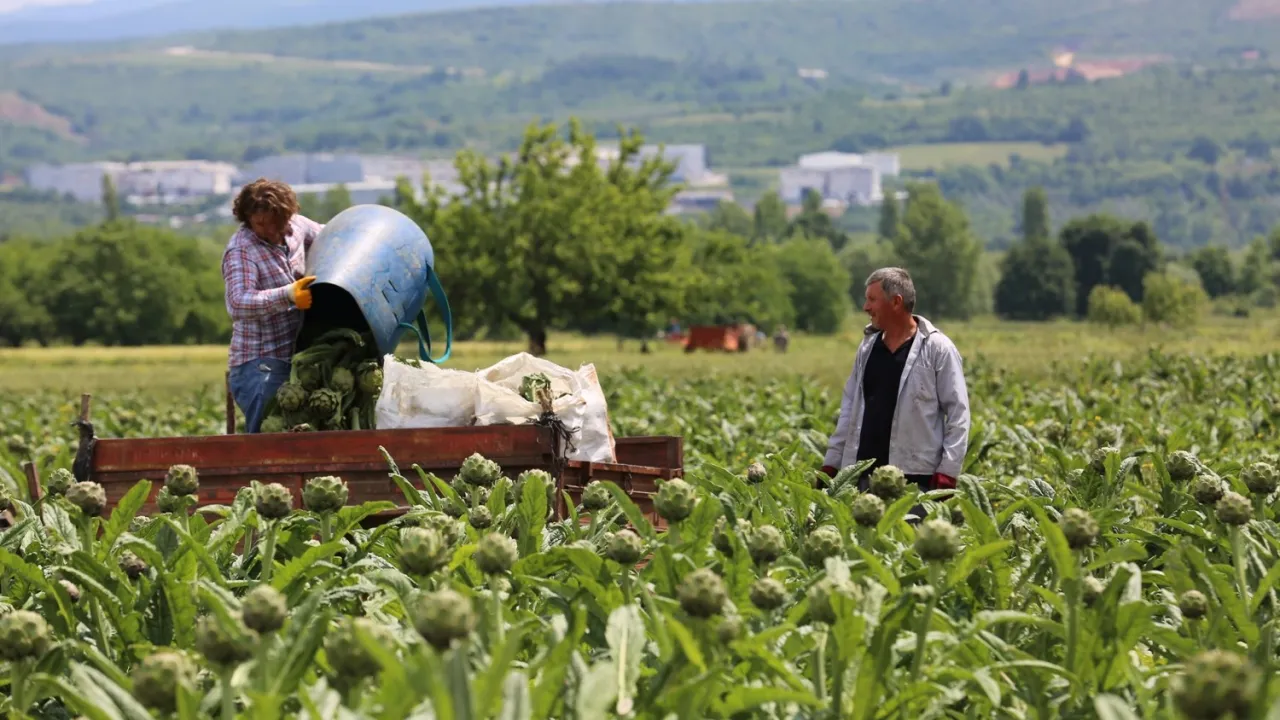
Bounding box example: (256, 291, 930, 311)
(1, 120, 1277, 351)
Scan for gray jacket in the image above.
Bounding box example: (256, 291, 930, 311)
(823, 315, 970, 478)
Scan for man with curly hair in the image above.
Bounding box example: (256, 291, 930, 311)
(222, 178, 325, 433)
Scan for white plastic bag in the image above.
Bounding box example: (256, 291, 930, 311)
(473, 353, 617, 463)
(374, 356, 478, 429)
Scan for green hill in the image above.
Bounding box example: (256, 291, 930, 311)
(1, 0, 1279, 247)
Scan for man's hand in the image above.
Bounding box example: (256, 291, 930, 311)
(287, 276, 316, 310)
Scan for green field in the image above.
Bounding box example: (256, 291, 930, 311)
(888, 142, 1071, 171)
(5, 312, 1279, 397)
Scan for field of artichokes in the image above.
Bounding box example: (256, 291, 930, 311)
(1, 350, 1280, 718)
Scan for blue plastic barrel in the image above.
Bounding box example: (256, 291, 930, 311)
(300, 204, 452, 363)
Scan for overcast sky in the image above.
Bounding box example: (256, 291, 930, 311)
(0, 0, 100, 13)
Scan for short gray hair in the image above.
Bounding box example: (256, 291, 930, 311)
(866, 267, 916, 312)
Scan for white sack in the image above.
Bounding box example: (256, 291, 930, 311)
(374, 356, 478, 429)
(473, 352, 617, 463)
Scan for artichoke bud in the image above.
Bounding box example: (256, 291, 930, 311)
(442, 499, 465, 518)
(255, 482, 294, 521)
(654, 478, 698, 523)
(869, 466, 908, 501)
(45, 468, 74, 496)
(275, 381, 308, 413)
(677, 568, 727, 618)
(581, 481, 612, 511)
(909, 584, 936, 604)
(5, 434, 28, 455)
(459, 454, 502, 488)
(156, 486, 183, 514)
(0, 484, 11, 513)
(1215, 491, 1252, 526)
(1179, 589, 1209, 619)
(949, 504, 965, 526)
(400, 527, 450, 576)
(66, 481, 107, 517)
(1171, 650, 1261, 720)
(408, 588, 476, 650)
(425, 514, 464, 547)
(297, 365, 323, 391)
(746, 461, 767, 484)
(260, 415, 287, 434)
(194, 614, 256, 669)
(749, 577, 788, 611)
(302, 476, 349, 514)
(326, 616, 394, 679)
(807, 576, 859, 625)
(852, 493, 885, 527)
(307, 388, 342, 419)
(1191, 474, 1225, 506)
(1241, 462, 1279, 496)
(1081, 576, 1105, 607)
(329, 367, 355, 395)
(1060, 508, 1099, 550)
(1089, 446, 1117, 475)
(474, 532, 518, 575)
(712, 517, 749, 555)
(131, 651, 197, 714)
(129, 516, 153, 534)
(164, 464, 199, 497)
(241, 585, 289, 635)
(716, 616, 742, 644)
(914, 518, 962, 562)
(746, 524, 786, 566)
(0, 610, 53, 661)
(468, 505, 494, 530)
(120, 551, 149, 580)
(804, 525, 843, 566)
(605, 529, 644, 565)
(1166, 450, 1200, 482)
(357, 362, 383, 395)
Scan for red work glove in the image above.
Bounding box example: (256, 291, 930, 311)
(821, 465, 837, 478)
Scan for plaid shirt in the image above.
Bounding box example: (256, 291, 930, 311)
(222, 215, 325, 368)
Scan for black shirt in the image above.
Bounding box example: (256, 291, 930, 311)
(856, 332, 915, 470)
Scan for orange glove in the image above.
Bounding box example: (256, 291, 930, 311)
(287, 276, 316, 310)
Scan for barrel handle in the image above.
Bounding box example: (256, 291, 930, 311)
(397, 267, 453, 364)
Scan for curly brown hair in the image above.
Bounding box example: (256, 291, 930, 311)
(232, 178, 300, 225)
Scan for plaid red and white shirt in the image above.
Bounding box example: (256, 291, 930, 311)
(221, 215, 325, 368)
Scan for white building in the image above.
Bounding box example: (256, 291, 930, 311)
(780, 150, 900, 207)
(591, 143, 723, 186)
(239, 153, 455, 189)
(24, 160, 237, 203)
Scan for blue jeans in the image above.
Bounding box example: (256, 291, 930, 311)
(228, 357, 292, 433)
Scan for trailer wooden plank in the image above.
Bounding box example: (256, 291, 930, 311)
(91, 425, 550, 473)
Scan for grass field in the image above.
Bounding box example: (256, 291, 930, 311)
(4, 312, 1278, 398)
(886, 141, 1070, 171)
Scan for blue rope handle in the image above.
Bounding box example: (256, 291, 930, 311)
(396, 267, 453, 364)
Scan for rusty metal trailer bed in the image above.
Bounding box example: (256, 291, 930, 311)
(18, 394, 683, 529)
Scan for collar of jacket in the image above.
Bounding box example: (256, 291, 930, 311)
(861, 314, 939, 341)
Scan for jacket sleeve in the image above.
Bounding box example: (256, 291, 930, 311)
(223, 248, 293, 321)
(824, 357, 860, 468)
(934, 342, 970, 478)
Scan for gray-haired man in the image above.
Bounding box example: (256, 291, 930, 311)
(821, 267, 971, 498)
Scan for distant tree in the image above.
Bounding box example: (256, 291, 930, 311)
(1186, 246, 1236, 298)
(1019, 186, 1050, 241)
(1142, 271, 1207, 328)
(752, 191, 788, 242)
(993, 234, 1076, 320)
(1187, 135, 1223, 165)
(893, 182, 983, 319)
(1015, 69, 1031, 90)
(840, 238, 899, 309)
(877, 194, 900, 241)
(1086, 285, 1141, 329)
(786, 189, 848, 251)
(705, 200, 754, 239)
(101, 174, 120, 222)
(771, 236, 850, 333)
(1059, 214, 1162, 315)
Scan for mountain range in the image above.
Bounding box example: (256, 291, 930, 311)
(0, 0, 713, 45)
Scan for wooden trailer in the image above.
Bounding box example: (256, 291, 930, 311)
(17, 394, 683, 529)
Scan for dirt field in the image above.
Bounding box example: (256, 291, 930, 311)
(0, 91, 83, 141)
(1229, 0, 1280, 19)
